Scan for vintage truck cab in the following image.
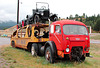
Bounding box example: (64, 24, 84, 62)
(45, 20, 90, 63)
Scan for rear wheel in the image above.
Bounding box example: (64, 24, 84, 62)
(38, 44, 42, 56)
(50, 15, 58, 22)
(11, 41, 15, 48)
(31, 43, 38, 56)
(45, 46, 55, 63)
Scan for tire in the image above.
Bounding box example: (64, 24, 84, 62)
(11, 41, 15, 48)
(34, 15, 40, 23)
(53, 16, 58, 21)
(38, 44, 42, 56)
(50, 15, 58, 22)
(31, 43, 38, 56)
(45, 46, 55, 63)
(81, 55, 85, 61)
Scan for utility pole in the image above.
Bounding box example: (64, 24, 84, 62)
(17, 0, 19, 28)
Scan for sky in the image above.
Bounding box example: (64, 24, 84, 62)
(0, 0, 100, 22)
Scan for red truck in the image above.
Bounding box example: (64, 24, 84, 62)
(45, 20, 90, 63)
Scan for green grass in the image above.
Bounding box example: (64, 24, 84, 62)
(90, 35, 100, 40)
(0, 44, 100, 68)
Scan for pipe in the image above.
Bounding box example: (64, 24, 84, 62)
(17, 0, 19, 27)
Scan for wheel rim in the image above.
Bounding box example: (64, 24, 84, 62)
(46, 50, 50, 61)
(31, 46, 35, 56)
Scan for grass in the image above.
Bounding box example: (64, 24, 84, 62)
(90, 35, 100, 40)
(0, 44, 100, 68)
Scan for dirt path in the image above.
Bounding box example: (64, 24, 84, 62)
(90, 39, 100, 44)
(90, 33, 100, 37)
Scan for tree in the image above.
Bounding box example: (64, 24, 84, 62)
(85, 15, 88, 22)
(94, 18, 100, 31)
(97, 14, 100, 18)
(80, 17, 82, 22)
(82, 13, 85, 18)
(75, 14, 79, 21)
(75, 14, 78, 18)
(69, 15, 73, 20)
(85, 21, 94, 29)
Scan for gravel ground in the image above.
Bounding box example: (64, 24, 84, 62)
(0, 37, 10, 46)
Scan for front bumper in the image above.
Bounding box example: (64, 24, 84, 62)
(57, 50, 90, 58)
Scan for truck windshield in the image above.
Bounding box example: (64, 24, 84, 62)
(63, 25, 88, 35)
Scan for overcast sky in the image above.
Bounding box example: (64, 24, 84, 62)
(0, 0, 100, 22)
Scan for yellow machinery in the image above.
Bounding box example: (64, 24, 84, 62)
(11, 23, 49, 51)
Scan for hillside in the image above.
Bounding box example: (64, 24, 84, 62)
(0, 25, 17, 37)
(0, 20, 16, 30)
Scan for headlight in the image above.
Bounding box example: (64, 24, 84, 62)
(66, 48, 69, 52)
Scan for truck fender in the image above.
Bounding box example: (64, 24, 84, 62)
(44, 41, 57, 57)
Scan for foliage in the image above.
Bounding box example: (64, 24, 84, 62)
(90, 35, 100, 40)
(3, 27, 8, 30)
(68, 13, 100, 31)
(94, 18, 100, 31)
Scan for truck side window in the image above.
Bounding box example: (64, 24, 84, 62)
(55, 25, 61, 34)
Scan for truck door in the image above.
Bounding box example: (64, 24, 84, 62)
(53, 25, 63, 50)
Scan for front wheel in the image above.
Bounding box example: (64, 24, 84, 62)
(34, 15, 40, 23)
(45, 46, 55, 63)
(81, 55, 85, 61)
